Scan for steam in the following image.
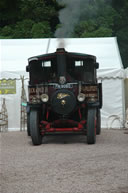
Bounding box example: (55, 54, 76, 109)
(55, 0, 112, 48)
(55, 0, 88, 38)
(55, 0, 86, 48)
(57, 38, 66, 48)
(55, 0, 112, 38)
(55, 0, 94, 48)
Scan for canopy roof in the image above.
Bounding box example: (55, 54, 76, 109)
(0, 37, 125, 129)
(0, 37, 123, 77)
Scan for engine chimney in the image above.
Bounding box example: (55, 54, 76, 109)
(56, 48, 66, 79)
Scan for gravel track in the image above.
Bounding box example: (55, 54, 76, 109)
(0, 129, 128, 193)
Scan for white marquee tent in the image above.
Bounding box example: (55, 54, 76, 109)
(0, 37, 125, 130)
(124, 68, 128, 109)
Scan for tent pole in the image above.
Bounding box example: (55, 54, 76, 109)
(46, 38, 51, 54)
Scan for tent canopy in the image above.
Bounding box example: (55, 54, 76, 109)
(0, 37, 125, 129)
(1, 37, 123, 71)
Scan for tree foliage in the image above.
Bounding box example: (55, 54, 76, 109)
(112, 0, 128, 68)
(0, 0, 62, 38)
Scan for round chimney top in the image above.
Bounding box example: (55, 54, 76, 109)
(56, 48, 65, 52)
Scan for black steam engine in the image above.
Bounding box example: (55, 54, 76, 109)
(26, 48, 102, 145)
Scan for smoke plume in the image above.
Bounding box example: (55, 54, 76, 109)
(57, 38, 66, 48)
(55, 0, 112, 38)
(55, 0, 87, 48)
(55, 0, 112, 47)
(55, 0, 84, 38)
(55, 0, 91, 38)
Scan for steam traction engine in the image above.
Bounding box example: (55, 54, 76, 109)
(26, 48, 102, 145)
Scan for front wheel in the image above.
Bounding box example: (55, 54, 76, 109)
(30, 110, 42, 145)
(87, 108, 96, 144)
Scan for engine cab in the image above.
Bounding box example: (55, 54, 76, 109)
(26, 48, 102, 145)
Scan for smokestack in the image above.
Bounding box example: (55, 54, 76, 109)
(56, 48, 66, 77)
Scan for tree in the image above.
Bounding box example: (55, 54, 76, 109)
(0, 0, 62, 38)
(112, 0, 128, 67)
(31, 22, 52, 38)
(0, 0, 20, 26)
(73, 3, 115, 38)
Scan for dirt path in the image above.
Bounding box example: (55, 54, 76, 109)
(0, 129, 128, 193)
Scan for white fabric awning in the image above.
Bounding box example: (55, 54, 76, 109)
(97, 68, 124, 79)
(0, 38, 125, 129)
(0, 37, 124, 78)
